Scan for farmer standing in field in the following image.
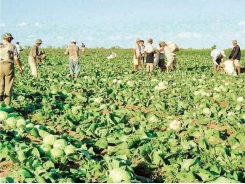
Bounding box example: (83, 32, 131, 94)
(157, 41, 166, 72)
(144, 38, 155, 73)
(81, 43, 86, 54)
(65, 40, 80, 78)
(28, 39, 43, 77)
(15, 42, 23, 55)
(210, 49, 226, 74)
(164, 42, 178, 72)
(0, 33, 23, 105)
(139, 40, 145, 67)
(229, 40, 241, 75)
(132, 38, 142, 72)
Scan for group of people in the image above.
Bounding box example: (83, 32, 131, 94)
(0, 32, 86, 105)
(0, 32, 242, 106)
(132, 38, 178, 73)
(29, 39, 85, 78)
(211, 40, 241, 75)
(132, 38, 242, 76)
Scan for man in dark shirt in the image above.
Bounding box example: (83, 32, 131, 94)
(229, 40, 241, 75)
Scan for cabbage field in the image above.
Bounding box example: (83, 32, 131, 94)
(0, 48, 245, 183)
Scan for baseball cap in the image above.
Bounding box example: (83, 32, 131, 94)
(71, 39, 76, 43)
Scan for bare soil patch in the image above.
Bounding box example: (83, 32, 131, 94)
(0, 161, 14, 178)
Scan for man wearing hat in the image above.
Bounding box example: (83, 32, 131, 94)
(0, 33, 23, 105)
(28, 39, 43, 77)
(65, 40, 80, 78)
(211, 48, 226, 73)
(132, 38, 142, 72)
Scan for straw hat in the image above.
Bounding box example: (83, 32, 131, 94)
(36, 39, 42, 44)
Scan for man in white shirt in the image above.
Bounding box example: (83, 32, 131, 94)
(15, 42, 22, 54)
(132, 38, 141, 72)
(144, 38, 154, 73)
(211, 49, 226, 73)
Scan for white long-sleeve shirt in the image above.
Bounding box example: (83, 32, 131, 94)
(15, 44, 20, 54)
(211, 49, 222, 65)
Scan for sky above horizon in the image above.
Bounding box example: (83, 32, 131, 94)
(0, 0, 245, 49)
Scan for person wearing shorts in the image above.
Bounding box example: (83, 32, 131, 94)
(229, 40, 241, 75)
(211, 49, 226, 73)
(144, 38, 154, 73)
(132, 38, 142, 72)
(157, 41, 166, 72)
(65, 40, 80, 78)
